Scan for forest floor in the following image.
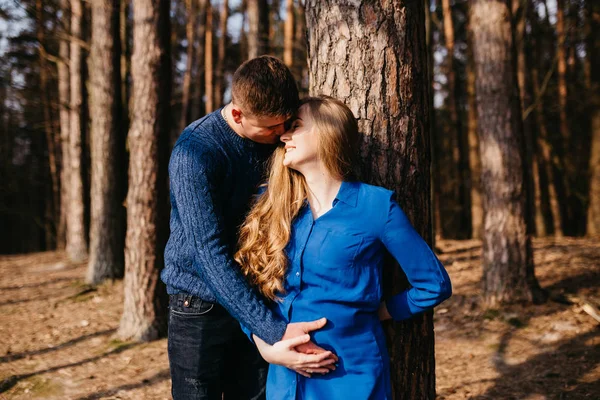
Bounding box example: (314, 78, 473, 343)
(0, 237, 598, 400)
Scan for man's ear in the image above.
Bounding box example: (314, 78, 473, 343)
(231, 106, 243, 124)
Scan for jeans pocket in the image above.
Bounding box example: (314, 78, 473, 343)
(169, 296, 215, 318)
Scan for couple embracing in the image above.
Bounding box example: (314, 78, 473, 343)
(161, 56, 451, 400)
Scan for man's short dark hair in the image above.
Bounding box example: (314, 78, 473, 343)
(231, 56, 300, 118)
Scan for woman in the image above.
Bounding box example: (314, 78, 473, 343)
(235, 96, 451, 399)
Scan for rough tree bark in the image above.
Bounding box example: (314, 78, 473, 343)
(67, 0, 88, 261)
(87, 0, 125, 284)
(469, 0, 545, 305)
(118, 0, 171, 341)
(307, 1, 436, 397)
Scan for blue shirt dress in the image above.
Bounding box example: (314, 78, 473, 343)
(259, 181, 451, 400)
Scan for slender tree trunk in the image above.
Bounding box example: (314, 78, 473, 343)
(36, 0, 60, 249)
(247, 0, 269, 58)
(57, 0, 71, 251)
(204, 0, 214, 114)
(67, 0, 88, 261)
(307, 1, 436, 396)
(191, 0, 207, 120)
(586, 1, 600, 236)
(512, 0, 536, 239)
(294, 0, 307, 94)
(214, 0, 229, 108)
(118, 0, 171, 341)
(442, 0, 471, 239)
(466, 17, 482, 239)
(531, 12, 563, 237)
(239, 0, 248, 62)
(556, 0, 572, 231)
(87, 0, 125, 284)
(180, 0, 196, 132)
(469, 0, 545, 306)
(283, 0, 294, 67)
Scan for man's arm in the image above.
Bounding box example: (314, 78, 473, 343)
(169, 142, 286, 344)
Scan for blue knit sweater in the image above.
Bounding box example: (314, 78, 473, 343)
(161, 109, 287, 345)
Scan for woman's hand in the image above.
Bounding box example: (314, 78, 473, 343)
(378, 301, 392, 321)
(253, 334, 337, 378)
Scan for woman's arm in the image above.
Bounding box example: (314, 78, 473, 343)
(379, 195, 452, 321)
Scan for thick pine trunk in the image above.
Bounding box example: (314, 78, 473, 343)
(307, 1, 436, 397)
(247, 0, 269, 58)
(180, 0, 196, 132)
(470, 0, 544, 306)
(67, 0, 88, 261)
(87, 0, 125, 284)
(214, 0, 229, 108)
(118, 0, 171, 341)
(57, 0, 71, 251)
(204, 0, 214, 114)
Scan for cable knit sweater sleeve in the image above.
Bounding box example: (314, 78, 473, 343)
(169, 139, 287, 345)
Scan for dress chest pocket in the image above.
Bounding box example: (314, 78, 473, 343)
(317, 230, 364, 269)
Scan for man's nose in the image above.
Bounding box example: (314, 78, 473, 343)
(273, 124, 286, 136)
(280, 132, 291, 142)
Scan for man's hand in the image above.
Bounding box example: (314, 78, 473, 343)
(282, 318, 337, 357)
(378, 301, 392, 321)
(253, 334, 336, 378)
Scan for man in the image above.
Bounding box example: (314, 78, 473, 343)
(162, 56, 334, 399)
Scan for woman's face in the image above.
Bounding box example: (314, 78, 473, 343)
(280, 105, 319, 171)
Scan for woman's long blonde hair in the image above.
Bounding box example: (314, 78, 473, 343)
(234, 96, 360, 301)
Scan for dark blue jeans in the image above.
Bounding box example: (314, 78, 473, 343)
(168, 293, 268, 400)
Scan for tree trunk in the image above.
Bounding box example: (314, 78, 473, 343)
(57, 0, 71, 251)
(442, 0, 471, 239)
(294, 0, 307, 94)
(214, 0, 229, 108)
(87, 0, 125, 284)
(512, 0, 537, 240)
(67, 0, 88, 261)
(247, 0, 269, 58)
(586, 1, 600, 236)
(307, 1, 435, 397)
(118, 0, 171, 341)
(204, 0, 214, 114)
(466, 19, 483, 240)
(530, 12, 563, 237)
(191, 0, 207, 121)
(283, 0, 294, 67)
(556, 0, 572, 230)
(180, 0, 196, 132)
(469, 0, 545, 306)
(36, 0, 60, 249)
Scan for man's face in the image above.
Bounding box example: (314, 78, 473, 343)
(234, 109, 292, 144)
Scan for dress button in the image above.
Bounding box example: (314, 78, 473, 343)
(296, 272, 300, 277)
